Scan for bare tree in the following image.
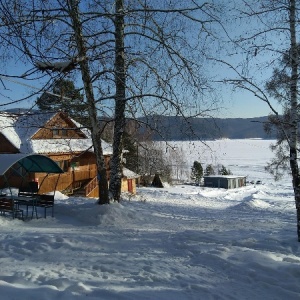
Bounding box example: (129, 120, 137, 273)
(216, 0, 300, 241)
(138, 141, 172, 183)
(108, 0, 223, 200)
(67, 0, 110, 204)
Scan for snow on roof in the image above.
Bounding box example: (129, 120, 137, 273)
(0, 111, 112, 155)
(123, 167, 140, 179)
(16, 112, 57, 152)
(204, 175, 246, 179)
(0, 112, 20, 149)
(68, 117, 112, 155)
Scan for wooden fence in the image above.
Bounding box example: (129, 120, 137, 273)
(0, 164, 98, 195)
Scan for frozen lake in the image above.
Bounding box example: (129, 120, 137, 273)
(161, 139, 288, 185)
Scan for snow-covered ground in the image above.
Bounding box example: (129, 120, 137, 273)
(0, 139, 299, 300)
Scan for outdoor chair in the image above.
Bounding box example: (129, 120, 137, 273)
(17, 186, 39, 219)
(36, 194, 54, 218)
(0, 197, 23, 220)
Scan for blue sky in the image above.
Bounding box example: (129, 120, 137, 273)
(0, 74, 277, 119)
(0, 52, 279, 119)
(221, 90, 280, 119)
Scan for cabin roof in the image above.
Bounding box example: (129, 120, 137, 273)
(0, 111, 112, 155)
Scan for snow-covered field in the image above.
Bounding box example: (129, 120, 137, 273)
(1, 139, 299, 300)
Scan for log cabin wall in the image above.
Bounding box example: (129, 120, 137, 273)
(32, 113, 86, 140)
(33, 152, 110, 194)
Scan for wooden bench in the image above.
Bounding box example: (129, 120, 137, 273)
(0, 197, 23, 220)
(36, 194, 54, 218)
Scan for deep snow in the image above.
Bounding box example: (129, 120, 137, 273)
(0, 139, 299, 300)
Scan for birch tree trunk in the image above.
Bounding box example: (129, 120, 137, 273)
(67, 0, 109, 204)
(109, 0, 126, 201)
(288, 0, 300, 241)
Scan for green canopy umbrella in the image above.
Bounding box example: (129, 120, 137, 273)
(0, 153, 64, 195)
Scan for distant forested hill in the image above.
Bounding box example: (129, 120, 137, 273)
(138, 115, 275, 140)
(6, 109, 274, 141)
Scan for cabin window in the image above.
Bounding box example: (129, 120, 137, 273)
(52, 128, 59, 137)
(52, 128, 68, 138)
(56, 160, 69, 172)
(61, 129, 68, 137)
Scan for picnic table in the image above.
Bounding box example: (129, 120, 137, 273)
(0, 193, 54, 220)
(15, 194, 38, 219)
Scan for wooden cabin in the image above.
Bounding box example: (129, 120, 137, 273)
(0, 111, 138, 197)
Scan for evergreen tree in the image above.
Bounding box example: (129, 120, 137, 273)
(218, 165, 232, 175)
(191, 161, 203, 185)
(37, 79, 89, 125)
(205, 164, 215, 176)
(122, 131, 138, 173)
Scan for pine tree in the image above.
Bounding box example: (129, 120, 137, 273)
(37, 79, 89, 125)
(218, 165, 232, 175)
(205, 164, 215, 176)
(191, 161, 203, 185)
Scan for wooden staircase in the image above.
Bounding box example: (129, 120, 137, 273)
(63, 180, 90, 197)
(84, 176, 98, 198)
(68, 177, 99, 198)
(61, 176, 99, 198)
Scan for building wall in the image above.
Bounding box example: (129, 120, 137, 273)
(0, 152, 110, 196)
(121, 178, 136, 194)
(84, 177, 137, 198)
(204, 176, 246, 189)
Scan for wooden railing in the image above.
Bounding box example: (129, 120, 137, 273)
(85, 176, 98, 197)
(61, 180, 83, 195)
(5, 164, 100, 196)
(33, 165, 97, 194)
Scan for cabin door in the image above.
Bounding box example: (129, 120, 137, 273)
(128, 179, 133, 193)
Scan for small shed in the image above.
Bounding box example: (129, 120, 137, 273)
(204, 175, 246, 189)
(122, 167, 140, 194)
